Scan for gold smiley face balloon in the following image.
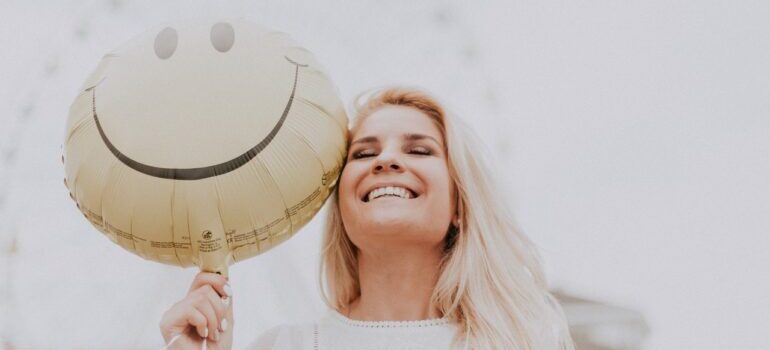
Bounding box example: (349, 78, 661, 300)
(63, 19, 348, 276)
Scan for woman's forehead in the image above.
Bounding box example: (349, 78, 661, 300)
(351, 105, 444, 143)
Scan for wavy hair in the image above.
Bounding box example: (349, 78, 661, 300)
(318, 87, 575, 350)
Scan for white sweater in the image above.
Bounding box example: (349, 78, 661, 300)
(245, 309, 458, 350)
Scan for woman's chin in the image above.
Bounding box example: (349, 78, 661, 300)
(364, 212, 418, 230)
(359, 213, 443, 240)
(350, 210, 410, 232)
(344, 197, 447, 245)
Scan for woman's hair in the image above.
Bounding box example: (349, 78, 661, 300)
(318, 87, 575, 350)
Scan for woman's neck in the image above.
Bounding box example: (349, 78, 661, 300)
(344, 245, 444, 321)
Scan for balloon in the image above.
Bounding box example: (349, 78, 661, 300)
(62, 19, 348, 276)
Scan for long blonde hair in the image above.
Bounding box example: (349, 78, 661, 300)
(319, 87, 575, 350)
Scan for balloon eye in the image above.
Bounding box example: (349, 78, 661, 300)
(210, 22, 235, 53)
(154, 27, 178, 59)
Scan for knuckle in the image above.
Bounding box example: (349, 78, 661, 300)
(212, 303, 225, 318)
(193, 272, 207, 283)
(192, 311, 207, 325)
(173, 300, 188, 310)
(189, 292, 205, 305)
(193, 272, 214, 286)
(160, 308, 175, 323)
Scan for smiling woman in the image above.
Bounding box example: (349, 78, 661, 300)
(340, 104, 456, 253)
(243, 87, 577, 349)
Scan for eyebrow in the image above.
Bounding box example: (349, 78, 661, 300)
(350, 133, 442, 147)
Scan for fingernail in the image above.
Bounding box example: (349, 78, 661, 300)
(220, 318, 228, 332)
(203, 328, 209, 338)
(222, 296, 230, 306)
(224, 283, 232, 297)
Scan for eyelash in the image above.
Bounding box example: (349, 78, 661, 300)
(351, 147, 432, 159)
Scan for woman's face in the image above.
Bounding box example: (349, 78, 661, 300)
(339, 105, 456, 252)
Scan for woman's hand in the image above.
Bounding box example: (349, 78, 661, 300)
(159, 272, 234, 350)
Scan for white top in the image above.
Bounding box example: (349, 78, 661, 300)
(245, 309, 458, 350)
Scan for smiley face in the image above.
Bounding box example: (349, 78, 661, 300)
(85, 20, 310, 180)
(64, 18, 348, 271)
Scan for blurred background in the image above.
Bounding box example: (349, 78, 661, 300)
(1, 0, 768, 349)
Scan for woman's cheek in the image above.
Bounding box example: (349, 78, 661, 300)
(339, 164, 358, 196)
(338, 164, 363, 217)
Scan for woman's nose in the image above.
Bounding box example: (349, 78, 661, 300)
(372, 152, 404, 174)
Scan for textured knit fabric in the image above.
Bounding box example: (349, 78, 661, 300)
(245, 309, 458, 350)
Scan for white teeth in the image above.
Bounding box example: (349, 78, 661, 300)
(366, 186, 414, 202)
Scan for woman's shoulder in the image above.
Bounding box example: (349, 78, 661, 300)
(244, 321, 316, 350)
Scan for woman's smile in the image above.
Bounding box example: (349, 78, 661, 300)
(361, 184, 419, 202)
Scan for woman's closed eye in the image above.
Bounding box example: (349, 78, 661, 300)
(409, 146, 432, 156)
(351, 149, 377, 159)
(350, 146, 433, 160)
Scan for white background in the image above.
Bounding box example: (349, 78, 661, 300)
(0, 1, 768, 349)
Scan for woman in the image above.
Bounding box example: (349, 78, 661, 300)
(159, 87, 575, 349)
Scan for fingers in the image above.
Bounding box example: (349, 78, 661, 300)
(184, 307, 209, 339)
(203, 286, 229, 331)
(188, 271, 230, 299)
(194, 295, 220, 342)
(186, 272, 233, 342)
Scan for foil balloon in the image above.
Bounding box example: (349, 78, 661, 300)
(62, 19, 348, 276)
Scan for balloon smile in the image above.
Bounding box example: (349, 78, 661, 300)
(90, 56, 306, 181)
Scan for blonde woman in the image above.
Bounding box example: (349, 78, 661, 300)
(159, 87, 575, 349)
